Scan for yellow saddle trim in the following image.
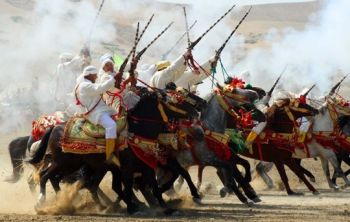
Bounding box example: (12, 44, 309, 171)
(205, 130, 230, 145)
(158, 133, 178, 150)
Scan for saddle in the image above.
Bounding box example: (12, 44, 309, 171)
(61, 115, 128, 154)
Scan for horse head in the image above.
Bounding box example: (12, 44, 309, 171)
(176, 87, 207, 112)
(270, 96, 318, 133)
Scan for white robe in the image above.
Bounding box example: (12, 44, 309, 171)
(55, 55, 91, 102)
(76, 76, 116, 125)
(150, 55, 186, 89)
(175, 59, 212, 91)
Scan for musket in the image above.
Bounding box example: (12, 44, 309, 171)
(329, 75, 348, 96)
(183, 6, 191, 48)
(137, 14, 154, 43)
(303, 84, 316, 97)
(161, 20, 197, 59)
(87, 0, 106, 48)
(267, 74, 282, 96)
(131, 22, 140, 59)
(129, 22, 174, 77)
(212, 6, 252, 69)
(267, 65, 289, 96)
(188, 4, 236, 50)
(117, 16, 154, 75)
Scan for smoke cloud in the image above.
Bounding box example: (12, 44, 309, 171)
(0, 0, 348, 133)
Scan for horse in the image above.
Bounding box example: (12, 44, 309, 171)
(158, 87, 262, 206)
(198, 88, 321, 195)
(27, 87, 203, 215)
(250, 97, 350, 190)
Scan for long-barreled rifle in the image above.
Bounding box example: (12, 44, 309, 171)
(211, 6, 252, 70)
(329, 75, 348, 96)
(188, 4, 236, 50)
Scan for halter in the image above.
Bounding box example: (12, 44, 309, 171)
(214, 89, 240, 122)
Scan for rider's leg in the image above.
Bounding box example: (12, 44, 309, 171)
(298, 117, 311, 143)
(99, 113, 119, 166)
(246, 121, 266, 154)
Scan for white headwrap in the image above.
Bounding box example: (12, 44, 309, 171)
(76, 65, 98, 84)
(101, 58, 114, 69)
(99, 53, 113, 63)
(83, 65, 98, 76)
(59, 53, 74, 63)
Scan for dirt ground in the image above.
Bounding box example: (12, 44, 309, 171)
(1, 131, 350, 222)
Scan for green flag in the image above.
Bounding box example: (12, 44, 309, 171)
(113, 54, 124, 67)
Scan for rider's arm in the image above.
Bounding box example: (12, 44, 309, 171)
(84, 76, 115, 95)
(175, 57, 213, 87)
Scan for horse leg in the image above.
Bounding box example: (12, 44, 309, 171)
(274, 162, 301, 195)
(320, 157, 338, 189)
(285, 158, 319, 195)
(294, 159, 316, 183)
(197, 165, 205, 190)
(331, 152, 343, 186)
(167, 158, 201, 202)
(37, 163, 60, 205)
(233, 155, 252, 182)
(327, 153, 350, 187)
(217, 167, 252, 206)
(5, 137, 28, 183)
(231, 162, 260, 202)
(144, 169, 176, 215)
(121, 168, 139, 214)
(256, 161, 274, 189)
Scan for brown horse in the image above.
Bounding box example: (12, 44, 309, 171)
(198, 90, 320, 195)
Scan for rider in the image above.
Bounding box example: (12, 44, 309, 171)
(55, 47, 91, 106)
(245, 89, 290, 154)
(150, 50, 193, 89)
(75, 65, 120, 166)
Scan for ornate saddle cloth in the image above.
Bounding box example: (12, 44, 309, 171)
(32, 111, 67, 141)
(204, 130, 231, 161)
(61, 116, 127, 154)
(128, 135, 167, 169)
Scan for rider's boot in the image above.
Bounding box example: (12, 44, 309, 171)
(106, 138, 120, 167)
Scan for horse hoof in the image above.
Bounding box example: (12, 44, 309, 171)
(310, 177, 316, 183)
(219, 188, 228, 198)
(244, 200, 255, 207)
(252, 197, 262, 203)
(192, 197, 202, 204)
(312, 191, 320, 195)
(288, 192, 304, 196)
(332, 185, 340, 191)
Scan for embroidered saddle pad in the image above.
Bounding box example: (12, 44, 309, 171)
(61, 116, 127, 154)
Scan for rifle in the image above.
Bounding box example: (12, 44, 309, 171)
(127, 22, 174, 83)
(329, 75, 348, 96)
(115, 15, 155, 77)
(87, 0, 106, 49)
(183, 6, 191, 48)
(303, 84, 316, 97)
(131, 22, 140, 59)
(188, 4, 236, 50)
(161, 20, 197, 60)
(211, 6, 252, 69)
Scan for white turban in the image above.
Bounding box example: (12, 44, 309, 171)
(59, 53, 74, 63)
(99, 53, 113, 63)
(101, 58, 114, 69)
(83, 65, 98, 76)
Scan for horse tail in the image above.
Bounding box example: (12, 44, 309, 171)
(26, 127, 54, 165)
